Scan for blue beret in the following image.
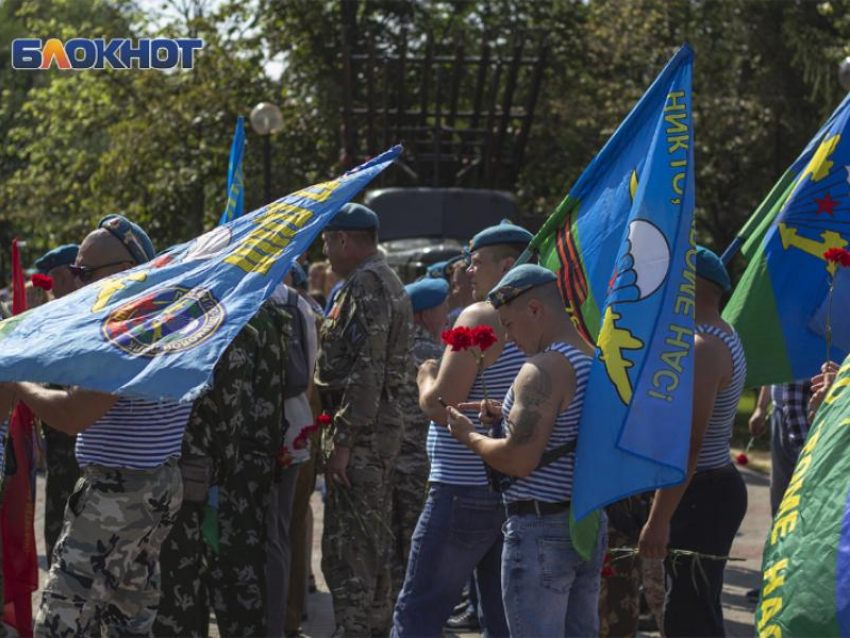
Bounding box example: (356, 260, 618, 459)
(488, 264, 557, 308)
(696, 246, 731, 293)
(469, 223, 533, 252)
(406, 278, 450, 313)
(326, 203, 379, 231)
(427, 260, 450, 279)
(290, 262, 308, 289)
(33, 244, 79, 274)
(98, 214, 156, 264)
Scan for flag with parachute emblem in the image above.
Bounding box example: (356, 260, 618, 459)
(526, 46, 696, 520)
(723, 94, 850, 387)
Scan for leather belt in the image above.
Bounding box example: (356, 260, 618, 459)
(505, 499, 571, 517)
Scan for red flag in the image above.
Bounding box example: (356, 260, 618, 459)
(1, 239, 38, 636)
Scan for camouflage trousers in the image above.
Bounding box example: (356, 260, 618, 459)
(322, 448, 395, 638)
(34, 459, 182, 638)
(153, 501, 207, 638)
(42, 427, 80, 566)
(390, 463, 428, 604)
(207, 451, 274, 637)
(599, 528, 666, 637)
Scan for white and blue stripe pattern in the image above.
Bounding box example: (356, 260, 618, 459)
(501, 343, 591, 504)
(695, 324, 747, 472)
(427, 342, 526, 485)
(76, 398, 192, 470)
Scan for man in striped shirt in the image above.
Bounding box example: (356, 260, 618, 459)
(447, 264, 604, 637)
(8, 217, 193, 637)
(392, 223, 530, 638)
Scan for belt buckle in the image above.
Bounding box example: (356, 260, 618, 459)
(534, 500, 542, 517)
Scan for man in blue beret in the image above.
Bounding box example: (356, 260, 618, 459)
(639, 246, 748, 636)
(391, 278, 450, 603)
(34, 244, 79, 298)
(9, 217, 190, 637)
(315, 201, 414, 636)
(393, 223, 532, 638)
(443, 264, 603, 636)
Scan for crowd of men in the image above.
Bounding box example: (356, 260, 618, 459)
(0, 201, 841, 638)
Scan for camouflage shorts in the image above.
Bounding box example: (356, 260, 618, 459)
(34, 458, 182, 638)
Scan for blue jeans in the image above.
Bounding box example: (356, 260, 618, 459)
(392, 483, 509, 638)
(501, 509, 607, 638)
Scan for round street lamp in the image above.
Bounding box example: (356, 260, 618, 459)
(250, 102, 284, 204)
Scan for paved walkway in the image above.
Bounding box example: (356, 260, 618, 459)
(28, 466, 770, 637)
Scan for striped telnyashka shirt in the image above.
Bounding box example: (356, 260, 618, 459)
(695, 324, 747, 472)
(427, 342, 526, 485)
(501, 343, 591, 504)
(76, 398, 192, 470)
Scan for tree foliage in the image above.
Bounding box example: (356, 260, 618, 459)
(2, 0, 850, 278)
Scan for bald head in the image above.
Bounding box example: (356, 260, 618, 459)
(74, 229, 135, 285)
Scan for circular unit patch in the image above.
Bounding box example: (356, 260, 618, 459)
(102, 286, 225, 357)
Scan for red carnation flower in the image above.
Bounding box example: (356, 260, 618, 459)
(470, 325, 498, 352)
(735, 453, 749, 466)
(824, 248, 850, 267)
(317, 414, 333, 428)
(442, 326, 474, 352)
(293, 433, 308, 450)
(31, 274, 54, 291)
(601, 553, 614, 578)
(276, 446, 293, 467)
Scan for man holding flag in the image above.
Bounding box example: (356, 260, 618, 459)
(5, 216, 192, 637)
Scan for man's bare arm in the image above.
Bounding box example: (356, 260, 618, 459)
(14, 382, 118, 434)
(458, 356, 571, 477)
(419, 302, 506, 424)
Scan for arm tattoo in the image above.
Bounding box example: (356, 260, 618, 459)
(507, 365, 553, 445)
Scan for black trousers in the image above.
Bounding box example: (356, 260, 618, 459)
(664, 463, 748, 637)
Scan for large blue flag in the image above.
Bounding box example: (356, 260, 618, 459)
(219, 116, 246, 225)
(527, 47, 695, 518)
(0, 146, 401, 402)
(723, 94, 850, 387)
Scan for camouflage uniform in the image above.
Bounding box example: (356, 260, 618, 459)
(599, 495, 665, 637)
(208, 303, 288, 637)
(315, 254, 413, 637)
(390, 324, 442, 601)
(35, 459, 182, 638)
(599, 527, 641, 637)
(42, 427, 80, 566)
(154, 323, 258, 638)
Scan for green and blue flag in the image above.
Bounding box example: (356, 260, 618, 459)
(219, 116, 246, 225)
(528, 46, 696, 519)
(755, 354, 850, 636)
(723, 95, 850, 387)
(0, 146, 400, 402)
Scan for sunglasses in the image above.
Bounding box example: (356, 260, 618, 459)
(68, 260, 129, 282)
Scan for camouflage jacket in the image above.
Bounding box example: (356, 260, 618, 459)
(397, 324, 444, 474)
(239, 302, 289, 455)
(315, 254, 414, 451)
(185, 321, 258, 484)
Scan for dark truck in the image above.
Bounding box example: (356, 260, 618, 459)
(365, 187, 519, 283)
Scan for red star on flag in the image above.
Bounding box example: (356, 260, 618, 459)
(816, 193, 838, 216)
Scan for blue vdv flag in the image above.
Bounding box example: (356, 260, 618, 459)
(0, 146, 401, 402)
(219, 116, 246, 225)
(528, 46, 696, 518)
(723, 92, 850, 387)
